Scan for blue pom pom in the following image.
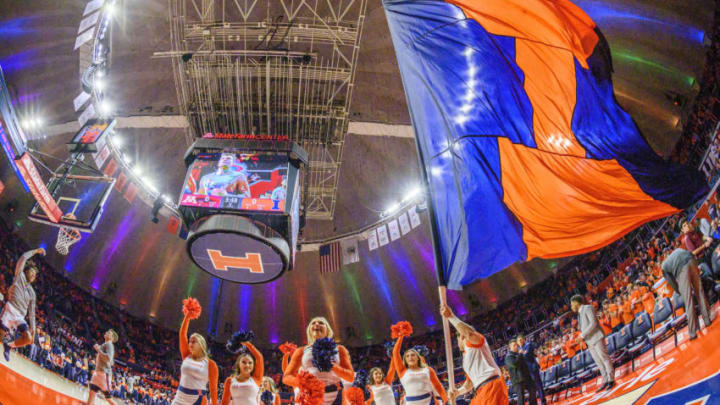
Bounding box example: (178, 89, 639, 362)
(311, 337, 338, 372)
(353, 369, 368, 388)
(384, 341, 394, 358)
(226, 330, 255, 354)
(260, 391, 274, 405)
(412, 345, 429, 358)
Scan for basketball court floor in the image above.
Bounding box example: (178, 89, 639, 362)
(554, 306, 720, 404)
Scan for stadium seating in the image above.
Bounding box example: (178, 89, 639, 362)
(627, 312, 653, 370)
(648, 297, 676, 353)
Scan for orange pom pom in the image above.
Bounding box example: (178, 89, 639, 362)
(391, 321, 413, 339)
(182, 297, 202, 320)
(344, 387, 364, 405)
(279, 342, 298, 355)
(297, 371, 325, 405)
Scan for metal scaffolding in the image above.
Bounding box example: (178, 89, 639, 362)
(158, 0, 368, 220)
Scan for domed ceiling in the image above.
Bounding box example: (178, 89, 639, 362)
(0, 0, 714, 346)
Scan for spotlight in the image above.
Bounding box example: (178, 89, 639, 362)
(96, 69, 106, 78)
(151, 196, 163, 224)
(383, 203, 401, 217)
(99, 100, 112, 116)
(105, 3, 116, 17)
(431, 166, 442, 176)
(94, 78, 105, 91)
(21, 120, 31, 130)
(110, 135, 123, 148)
(162, 194, 172, 203)
(404, 186, 423, 202)
(132, 166, 143, 177)
(142, 177, 157, 193)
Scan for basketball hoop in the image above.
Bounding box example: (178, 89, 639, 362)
(56, 215, 82, 255)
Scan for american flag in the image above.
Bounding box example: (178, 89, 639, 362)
(319, 241, 342, 274)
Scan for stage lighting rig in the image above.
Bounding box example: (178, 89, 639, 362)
(151, 196, 163, 224)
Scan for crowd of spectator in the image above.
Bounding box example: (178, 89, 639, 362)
(3, 204, 719, 404)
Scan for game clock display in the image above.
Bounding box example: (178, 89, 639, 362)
(180, 152, 288, 212)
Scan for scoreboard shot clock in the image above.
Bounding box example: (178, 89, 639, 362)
(178, 135, 307, 284)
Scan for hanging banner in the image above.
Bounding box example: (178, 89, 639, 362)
(93, 144, 110, 168)
(341, 238, 360, 265)
(408, 206, 421, 228)
(377, 224, 390, 246)
(124, 182, 138, 203)
(388, 219, 401, 241)
(103, 158, 118, 177)
(368, 229, 379, 251)
(398, 212, 411, 235)
(114, 172, 128, 192)
(167, 215, 181, 234)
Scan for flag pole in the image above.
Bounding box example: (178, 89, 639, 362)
(412, 137, 456, 404)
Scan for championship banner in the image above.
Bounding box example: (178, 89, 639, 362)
(15, 153, 63, 223)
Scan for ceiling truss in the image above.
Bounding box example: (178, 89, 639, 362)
(159, 0, 368, 220)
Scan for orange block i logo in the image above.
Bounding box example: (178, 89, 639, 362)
(207, 250, 265, 274)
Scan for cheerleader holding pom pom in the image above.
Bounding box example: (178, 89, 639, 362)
(221, 330, 265, 405)
(366, 344, 397, 405)
(172, 298, 219, 405)
(258, 377, 281, 405)
(391, 322, 446, 405)
(283, 317, 355, 405)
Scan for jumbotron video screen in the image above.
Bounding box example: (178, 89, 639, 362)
(179, 152, 288, 212)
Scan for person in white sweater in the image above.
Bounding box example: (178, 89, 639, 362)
(1, 247, 45, 361)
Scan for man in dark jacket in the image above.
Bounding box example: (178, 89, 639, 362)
(518, 334, 546, 404)
(505, 338, 536, 405)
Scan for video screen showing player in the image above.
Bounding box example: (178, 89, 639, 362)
(180, 152, 289, 212)
(197, 153, 251, 198)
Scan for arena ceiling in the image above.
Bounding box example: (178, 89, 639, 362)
(0, 0, 715, 346)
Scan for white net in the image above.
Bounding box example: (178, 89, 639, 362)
(56, 219, 82, 255)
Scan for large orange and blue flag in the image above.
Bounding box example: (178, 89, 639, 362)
(382, 0, 709, 289)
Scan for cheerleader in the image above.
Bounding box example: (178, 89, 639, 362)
(391, 329, 446, 405)
(440, 304, 508, 405)
(366, 363, 396, 405)
(172, 298, 219, 405)
(279, 343, 299, 405)
(221, 335, 264, 405)
(258, 377, 281, 405)
(282, 317, 355, 405)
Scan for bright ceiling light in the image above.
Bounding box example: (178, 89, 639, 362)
(431, 166, 442, 176)
(404, 186, 423, 202)
(105, 3, 116, 17)
(94, 78, 105, 91)
(162, 194, 172, 203)
(110, 135, 122, 147)
(99, 100, 112, 115)
(132, 166, 143, 177)
(145, 182, 158, 194)
(384, 203, 401, 217)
